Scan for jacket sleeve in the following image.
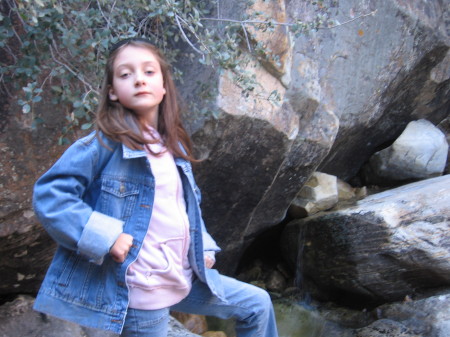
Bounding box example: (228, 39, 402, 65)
(33, 136, 123, 264)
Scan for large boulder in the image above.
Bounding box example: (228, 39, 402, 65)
(281, 175, 450, 304)
(314, 1, 450, 180)
(363, 119, 448, 185)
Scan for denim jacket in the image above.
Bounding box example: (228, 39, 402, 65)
(33, 132, 223, 334)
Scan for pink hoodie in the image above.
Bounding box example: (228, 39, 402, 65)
(126, 133, 193, 310)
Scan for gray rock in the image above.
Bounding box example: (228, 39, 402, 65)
(281, 175, 450, 303)
(289, 172, 339, 218)
(374, 291, 450, 337)
(355, 319, 421, 337)
(363, 119, 448, 184)
(0, 295, 200, 337)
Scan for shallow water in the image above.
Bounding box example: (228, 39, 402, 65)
(274, 301, 325, 337)
(206, 300, 349, 337)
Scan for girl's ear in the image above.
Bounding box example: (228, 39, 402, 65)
(109, 87, 119, 101)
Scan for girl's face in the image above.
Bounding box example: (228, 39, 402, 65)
(109, 45, 166, 124)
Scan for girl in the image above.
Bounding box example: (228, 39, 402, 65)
(33, 37, 279, 337)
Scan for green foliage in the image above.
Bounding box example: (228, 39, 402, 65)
(0, 0, 334, 142)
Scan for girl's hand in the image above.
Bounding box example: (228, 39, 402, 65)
(204, 255, 215, 269)
(110, 233, 134, 263)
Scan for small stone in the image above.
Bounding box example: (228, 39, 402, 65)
(202, 331, 227, 337)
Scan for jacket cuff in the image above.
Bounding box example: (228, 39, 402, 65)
(204, 250, 216, 261)
(77, 211, 124, 264)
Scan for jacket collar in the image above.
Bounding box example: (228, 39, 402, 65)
(121, 143, 190, 167)
(122, 144, 147, 159)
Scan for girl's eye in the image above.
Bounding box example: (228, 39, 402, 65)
(120, 73, 130, 78)
(145, 70, 154, 75)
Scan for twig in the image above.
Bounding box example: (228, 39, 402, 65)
(241, 22, 252, 52)
(181, 14, 212, 53)
(4, 0, 24, 47)
(96, 0, 112, 30)
(0, 75, 14, 98)
(1, 44, 18, 64)
(82, 88, 95, 103)
(201, 17, 293, 27)
(174, 14, 204, 54)
(39, 70, 53, 90)
(200, 10, 377, 30)
(49, 44, 99, 95)
(322, 10, 378, 29)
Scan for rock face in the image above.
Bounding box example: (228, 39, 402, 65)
(281, 175, 450, 304)
(0, 0, 449, 295)
(0, 98, 75, 296)
(316, 1, 450, 180)
(183, 0, 450, 273)
(363, 119, 448, 185)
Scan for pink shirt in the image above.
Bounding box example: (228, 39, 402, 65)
(126, 132, 193, 309)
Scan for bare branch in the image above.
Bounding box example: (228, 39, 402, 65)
(1, 44, 18, 64)
(201, 17, 289, 26)
(241, 22, 252, 52)
(175, 14, 204, 54)
(323, 10, 378, 29)
(49, 44, 99, 96)
(96, 0, 112, 30)
(200, 10, 378, 30)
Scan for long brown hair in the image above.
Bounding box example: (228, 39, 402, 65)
(95, 37, 195, 161)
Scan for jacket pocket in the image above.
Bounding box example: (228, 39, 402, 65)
(127, 237, 191, 290)
(98, 179, 140, 220)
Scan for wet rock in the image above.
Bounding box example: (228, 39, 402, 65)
(273, 301, 328, 337)
(281, 175, 450, 304)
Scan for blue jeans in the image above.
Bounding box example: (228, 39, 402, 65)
(121, 307, 170, 337)
(121, 275, 279, 337)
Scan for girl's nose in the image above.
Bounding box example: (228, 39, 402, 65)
(135, 73, 146, 86)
